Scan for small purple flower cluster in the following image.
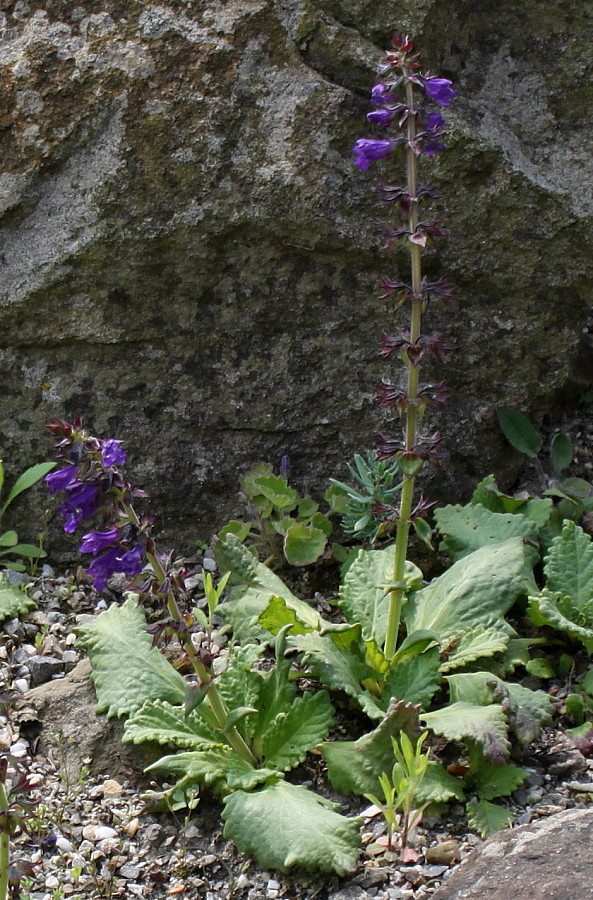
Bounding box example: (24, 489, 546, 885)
(352, 35, 455, 173)
(45, 418, 150, 591)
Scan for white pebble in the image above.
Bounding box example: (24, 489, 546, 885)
(9, 740, 28, 758)
(94, 826, 118, 841)
(56, 836, 73, 852)
(45, 875, 60, 889)
(13, 678, 29, 693)
(202, 557, 217, 572)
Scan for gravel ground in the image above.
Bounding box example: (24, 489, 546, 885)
(2, 563, 593, 900)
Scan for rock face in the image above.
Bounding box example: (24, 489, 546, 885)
(1, 1, 592, 546)
(432, 809, 593, 900)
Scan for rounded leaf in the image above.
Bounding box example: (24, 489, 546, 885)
(283, 523, 327, 566)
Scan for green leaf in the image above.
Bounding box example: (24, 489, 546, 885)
(0, 531, 18, 548)
(543, 520, 593, 612)
(298, 498, 319, 519)
(283, 522, 327, 566)
(414, 761, 465, 804)
(359, 648, 441, 720)
(0, 577, 35, 623)
(5, 543, 47, 559)
(551, 433, 573, 471)
(262, 691, 334, 771)
(422, 702, 511, 764)
(496, 408, 542, 458)
(258, 595, 312, 636)
(252, 475, 298, 511)
(0, 461, 57, 517)
(445, 672, 553, 745)
(413, 516, 434, 549)
(435, 504, 540, 561)
(222, 781, 362, 875)
(525, 658, 555, 678)
(467, 759, 528, 800)
(216, 535, 322, 642)
(406, 538, 537, 638)
(439, 626, 510, 673)
(218, 520, 253, 542)
(216, 643, 263, 739)
(466, 799, 514, 837)
(77, 596, 186, 717)
(123, 699, 221, 748)
(149, 748, 278, 793)
(336, 546, 423, 646)
(291, 627, 373, 699)
(320, 699, 420, 797)
(528, 590, 593, 652)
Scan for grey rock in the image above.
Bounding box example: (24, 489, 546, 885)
(432, 809, 593, 900)
(3, 618, 26, 640)
(25, 654, 64, 685)
(0, 0, 592, 551)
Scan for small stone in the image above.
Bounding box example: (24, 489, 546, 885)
(422, 864, 448, 878)
(267, 879, 280, 891)
(82, 825, 97, 841)
(0, 727, 13, 750)
(119, 865, 141, 879)
(567, 781, 593, 792)
(56, 836, 74, 852)
(102, 779, 123, 798)
(95, 826, 118, 841)
(9, 740, 29, 759)
(425, 840, 460, 865)
(25, 654, 63, 685)
(202, 557, 217, 572)
(144, 823, 164, 844)
(3, 618, 26, 640)
(45, 875, 60, 889)
(125, 818, 140, 837)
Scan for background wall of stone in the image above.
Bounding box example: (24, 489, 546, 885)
(1, 0, 592, 548)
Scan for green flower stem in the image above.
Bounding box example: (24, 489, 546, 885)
(384, 76, 423, 660)
(145, 548, 256, 766)
(0, 780, 10, 900)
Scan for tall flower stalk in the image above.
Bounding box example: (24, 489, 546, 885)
(353, 35, 455, 659)
(44, 418, 255, 765)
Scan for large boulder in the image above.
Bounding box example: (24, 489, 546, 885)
(432, 809, 593, 900)
(1, 0, 592, 547)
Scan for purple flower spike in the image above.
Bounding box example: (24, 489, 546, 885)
(353, 139, 392, 171)
(371, 83, 394, 105)
(367, 109, 394, 127)
(101, 439, 127, 467)
(87, 543, 144, 591)
(426, 112, 446, 132)
(45, 466, 79, 494)
(78, 528, 120, 554)
(59, 484, 100, 533)
(423, 77, 456, 106)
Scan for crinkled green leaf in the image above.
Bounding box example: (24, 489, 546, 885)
(283, 522, 327, 566)
(320, 700, 420, 796)
(529, 590, 593, 652)
(439, 627, 510, 673)
(0, 576, 35, 622)
(336, 546, 423, 646)
(422, 702, 510, 764)
(467, 798, 514, 837)
(262, 691, 334, 771)
(359, 648, 441, 720)
(544, 520, 593, 612)
(414, 761, 465, 804)
(215, 643, 263, 739)
(222, 781, 362, 874)
(123, 699, 221, 748)
(77, 596, 186, 717)
(467, 759, 528, 800)
(148, 748, 279, 794)
(291, 627, 373, 699)
(258, 595, 313, 636)
(216, 535, 321, 642)
(435, 504, 539, 561)
(446, 671, 553, 745)
(406, 538, 536, 638)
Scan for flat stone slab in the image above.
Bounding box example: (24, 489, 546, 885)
(432, 809, 593, 900)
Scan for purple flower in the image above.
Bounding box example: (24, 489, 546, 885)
(87, 543, 144, 591)
(59, 484, 100, 533)
(423, 77, 456, 106)
(45, 466, 79, 494)
(426, 113, 445, 132)
(367, 109, 393, 127)
(353, 139, 392, 171)
(371, 83, 394, 105)
(78, 528, 120, 554)
(101, 439, 127, 467)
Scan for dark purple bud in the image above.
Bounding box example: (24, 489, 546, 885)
(44, 466, 79, 494)
(410, 496, 438, 521)
(376, 380, 408, 411)
(353, 139, 393, 171)
(280, 455, 291, 478)
(367, 109, 394, 126)
(378, 277, 412, 302)
(390, 33, 415, 53)
(418, 381, 451, 408)
(421, 276, 455, 304)
(376, 435, 404, 460)
(101, 439, 127, 467)
(371, 83, 395, 105)
(78, 528, 120, 554)
(423, 76, 456, 106)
